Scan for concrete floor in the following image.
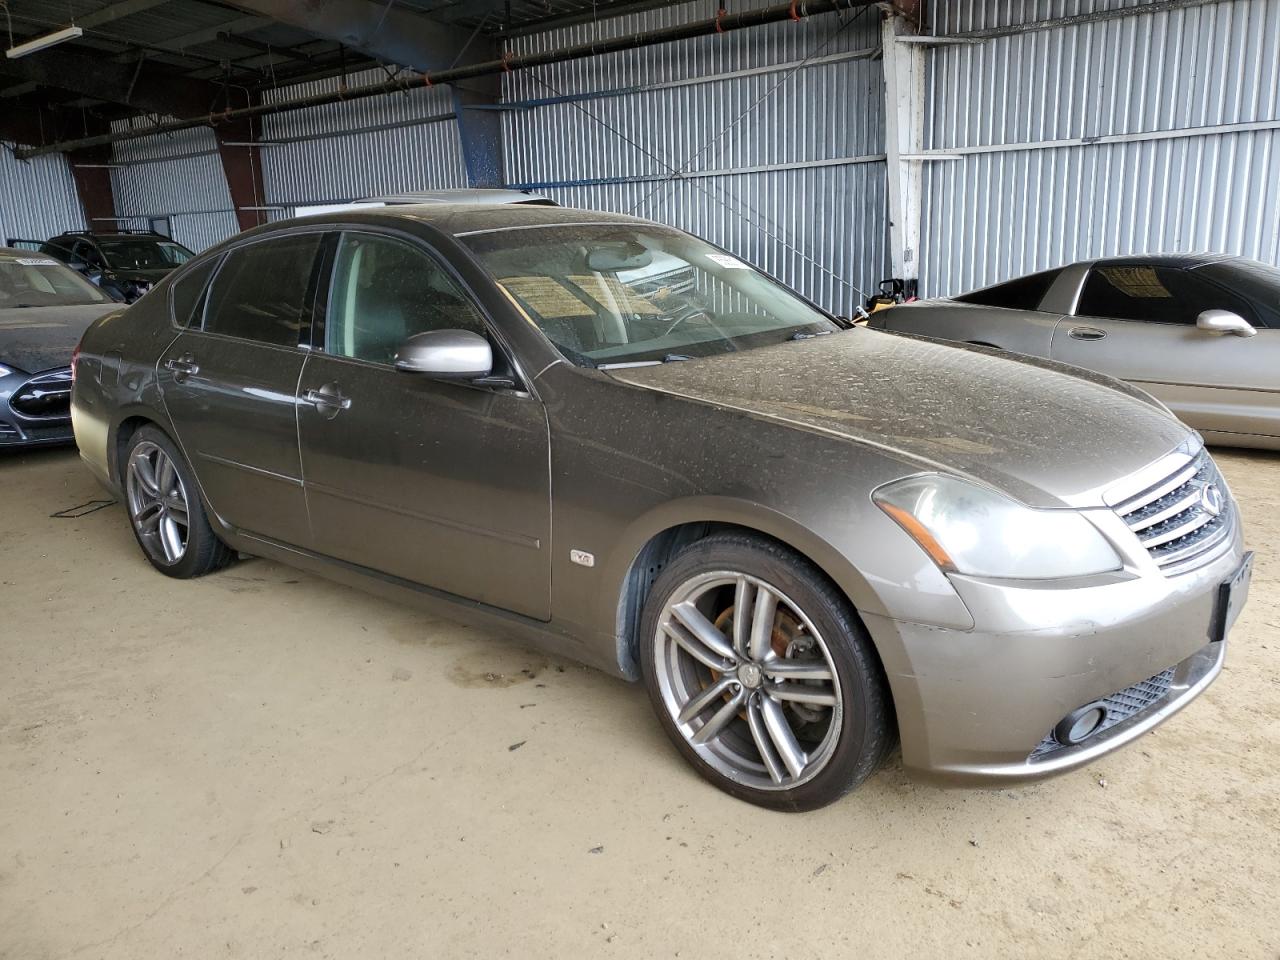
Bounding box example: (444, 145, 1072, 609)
(2, 446, 1278, 960)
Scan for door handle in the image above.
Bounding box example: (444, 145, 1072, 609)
(303, 384, 352, 420)
(164, 356, 199, 381)
(1067, 326, 1107, 341)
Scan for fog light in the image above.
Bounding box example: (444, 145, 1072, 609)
(1054, 703, 1107, 746)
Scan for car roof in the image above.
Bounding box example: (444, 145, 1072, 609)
(243, 203, 654, 241)
(1087, 252, 1238, 270)
(48, 232, 165, 241)
(362, 188, 556, 205)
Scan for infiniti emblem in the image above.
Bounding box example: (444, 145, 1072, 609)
(1199, 482, 1224, 518)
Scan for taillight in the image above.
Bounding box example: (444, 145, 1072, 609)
(71, 341, 82, 383)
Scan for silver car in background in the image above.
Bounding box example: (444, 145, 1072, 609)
(870, 254, 1280, 450)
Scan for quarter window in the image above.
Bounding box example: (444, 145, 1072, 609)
(169, 256, 221, 328)
(202, 234, 322, 346)
(326, 233, 487, 365)
(953, 269, 1061, 310)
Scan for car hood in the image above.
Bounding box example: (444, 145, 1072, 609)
(607, 329, 1193, 508)
(107, 267, 172, 283)
(0, 303, 120, 374)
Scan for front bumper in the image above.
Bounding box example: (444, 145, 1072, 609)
(863, 529, 1247, 785)
(1, 369, 75, 449)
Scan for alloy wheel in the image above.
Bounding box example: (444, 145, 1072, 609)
(126, 441, 191, 565)
(653, 571, 843, 790)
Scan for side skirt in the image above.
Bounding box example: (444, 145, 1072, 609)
(222, 528, 627, 679)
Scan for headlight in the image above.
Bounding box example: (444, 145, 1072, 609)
(0, 364, 13, 378)
(873, 474, 1122, 580)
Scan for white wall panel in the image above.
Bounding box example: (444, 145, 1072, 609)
(110, 121, 239, 251)
(0, 151, 84, 243)
(504, 0, 888, 316)
(260, 68, 468, 206)
(919, 0, 1280, 296)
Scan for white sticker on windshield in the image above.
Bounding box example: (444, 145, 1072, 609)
(16, 258, 59, 266)
(706, 253, 749, 269)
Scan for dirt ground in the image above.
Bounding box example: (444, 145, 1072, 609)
(1, 446, 1277, 959)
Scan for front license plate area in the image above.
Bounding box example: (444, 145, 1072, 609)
(1210, 551, 1253, 643)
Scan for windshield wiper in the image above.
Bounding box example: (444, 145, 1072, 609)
(786, 330, 833, 341)
(662, 353, 693, 362)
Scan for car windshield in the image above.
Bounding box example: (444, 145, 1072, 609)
(98, 239, 193, 269)
(462, 224, 838, 367)
(0, 255, 109, 307)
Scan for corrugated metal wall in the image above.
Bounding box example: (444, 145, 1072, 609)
(109, 120, 240, 251)
(0, 151, 84, 244)
(260, 67, 469, 215)
(39, 0, 1271, 300)
(503, 0, 890, 316)
(919, 0, 1280, 295)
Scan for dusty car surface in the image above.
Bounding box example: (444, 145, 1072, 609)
(71, 205, 1251, 810)
(0, 247, 117, 448)
(868, 254, 1280, 450)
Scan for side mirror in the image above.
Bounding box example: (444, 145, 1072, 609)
(1196, 309, 1256, 337)
(395, 329, 493, 380)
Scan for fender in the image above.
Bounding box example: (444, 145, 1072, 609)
(597, 494, 884, 674)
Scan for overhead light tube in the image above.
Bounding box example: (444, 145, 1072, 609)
(6, 26, 84, 60)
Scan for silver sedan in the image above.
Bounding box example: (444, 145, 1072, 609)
(869, 254, 1280, 450)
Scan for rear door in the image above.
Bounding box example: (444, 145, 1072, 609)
(158, 231, 325, 547)
(296, 229, 552, 620)
(1050, 263, 1273, 436)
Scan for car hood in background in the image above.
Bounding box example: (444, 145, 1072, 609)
(107, 267, 173, 284)
(607, 329, 1193, 508)
(0, 303, 120, 373)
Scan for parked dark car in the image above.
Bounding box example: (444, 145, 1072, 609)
(71, 205, 1250, 810)
(37, 230, 194, 303)
(0, 248, 118, 448)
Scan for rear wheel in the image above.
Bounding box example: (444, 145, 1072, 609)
(124, 425, 234, 578)
(639, 533, 893, 811)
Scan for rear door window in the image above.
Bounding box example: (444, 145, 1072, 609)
(202, 234, 323, 346)
(953, 269, 1061, 310)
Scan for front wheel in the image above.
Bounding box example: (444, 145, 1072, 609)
(639, 533, 894, 811)
(124, 425, 234, 578)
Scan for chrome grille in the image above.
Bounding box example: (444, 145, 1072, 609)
(10, 367, 72, 419)
(1115, 452, 1232, 573)
(1030, 667, 1176, 761)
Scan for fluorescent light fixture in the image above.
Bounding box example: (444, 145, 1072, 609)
(6, 26, 84, 59)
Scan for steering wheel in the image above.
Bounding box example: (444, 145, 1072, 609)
(661, 303, 709, 337)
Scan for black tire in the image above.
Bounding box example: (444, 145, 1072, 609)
(122, 425, 235, 579)
(638, 533, 894, 812)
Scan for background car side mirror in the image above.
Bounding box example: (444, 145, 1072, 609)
(1196, 309, 1256, 337)
(395, 329, 494, 380)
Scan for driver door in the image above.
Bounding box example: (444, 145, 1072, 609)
(1050, 264, 1272, 436)
(296, 230, 552, 620)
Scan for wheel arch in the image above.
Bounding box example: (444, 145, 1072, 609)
(110, 410, 173, 486)
(606, 498, 883, 681)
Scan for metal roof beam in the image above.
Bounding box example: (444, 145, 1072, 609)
(75, 0, 171, 29)
(0, 43, 217, 117)
(219, 0, 505, 187)
(152, 15, 274, 53)
(217, 0, 495, 71)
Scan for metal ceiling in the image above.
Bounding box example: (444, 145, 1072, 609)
(0, 0, 678, 130)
